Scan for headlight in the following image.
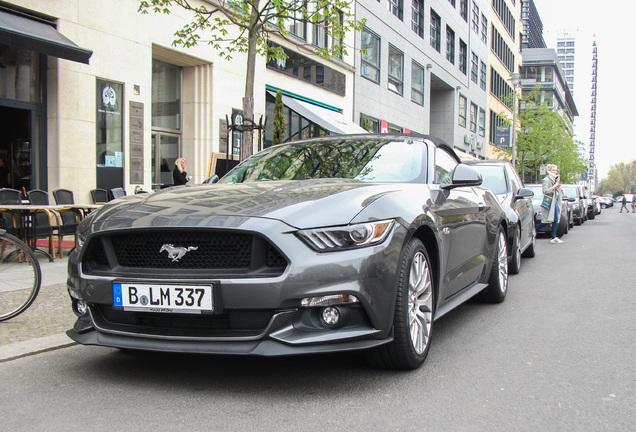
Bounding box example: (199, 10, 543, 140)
(296, 220, 395, 252)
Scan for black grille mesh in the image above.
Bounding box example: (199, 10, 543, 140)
(83, 230, 287, 274)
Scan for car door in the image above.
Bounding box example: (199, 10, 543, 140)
(506, 164, 533, 249)
(431, 148, 487, 299)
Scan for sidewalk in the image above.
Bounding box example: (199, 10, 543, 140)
(0, 252, 77, 362)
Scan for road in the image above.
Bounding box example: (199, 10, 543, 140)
(1, 208, 634, 431)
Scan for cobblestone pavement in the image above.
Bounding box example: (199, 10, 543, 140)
(0, 253, 75, 355)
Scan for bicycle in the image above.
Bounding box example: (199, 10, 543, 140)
(0, 229, 42, 322)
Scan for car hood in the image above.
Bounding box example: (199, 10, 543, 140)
(86, 180, 406, 231)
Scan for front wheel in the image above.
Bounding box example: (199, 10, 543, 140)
(366, 238, 434, 370)
(481, 227, 508, 303)
(0, 232, 42, 322)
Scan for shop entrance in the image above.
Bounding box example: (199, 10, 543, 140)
(0, 106, 30, 191)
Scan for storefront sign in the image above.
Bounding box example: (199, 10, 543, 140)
(129, 101, 144, 184)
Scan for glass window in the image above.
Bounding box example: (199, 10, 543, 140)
(152, 60, 181, 130)
(411, 61, 424, 105)
(472, 1, 480, 33)
(459, 40, 467, 75)
(471, 52, 479, 83)
(0, 46, 41, 103)
(388, 0, 403, 20)
(435, 148, 458, 184)
(478, 108, 486, 137)
(312, 20, 328, 48)
(480, 61, 487, 90)
(412, 0, 424, 37)
(360, 114, 380, 133)
(285, 4, 307, 40)
(430, 9, 441, 52)
(470, 102, 477, 133)
(446, 26, 455, 64)
(361, 29, 380, 83)
(458, 95, 467, 127)
(388, 45, 404, 95)
(96, 79, 124, 168)
(481, 13, 487, 43)
(460, 0, 468, 21)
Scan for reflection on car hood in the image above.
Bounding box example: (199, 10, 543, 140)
(87, 180, 405, 231)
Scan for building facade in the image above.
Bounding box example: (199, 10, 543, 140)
(485, 0, 522, 159)
(354, 0, 490, 158)
(519, 48, 578, 132)
(0, 0, 360, 201)
(556, 32, 576, 94)
(520, 0, 545, 50)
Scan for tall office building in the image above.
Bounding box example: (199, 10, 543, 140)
(521, 0, 546, 50)
(556, 33, 576, 94)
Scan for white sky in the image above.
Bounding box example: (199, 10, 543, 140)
(531, 0, 633, 180)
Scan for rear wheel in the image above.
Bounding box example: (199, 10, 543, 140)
(366, 238, 434, 370)
(481, 227, 508, 303)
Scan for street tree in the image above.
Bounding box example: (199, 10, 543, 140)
(493, 87, 587, 183)
(139, 0, 363, 160)
(272, 90, 285, 145)
(597, 162, 636, 196)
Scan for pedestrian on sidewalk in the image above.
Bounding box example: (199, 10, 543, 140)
(632, 194, 636, 213)
(619, 195, 629, 213)
(537, 164, 563, 243)
(173, 157, 189, 186)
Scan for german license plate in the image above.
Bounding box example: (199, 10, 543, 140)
(113, 282, 213, 314)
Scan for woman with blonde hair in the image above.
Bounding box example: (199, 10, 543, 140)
(173, 157, 189, 186)
(537, 164, 563, 243)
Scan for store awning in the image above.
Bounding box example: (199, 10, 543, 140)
(271, 91, 366, 135)
(0, 10, 92, 64)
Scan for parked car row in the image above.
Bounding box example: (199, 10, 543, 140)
(65, 134, 601, 371)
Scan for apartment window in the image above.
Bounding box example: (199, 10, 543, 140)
(312, 20, 329, 48)
(361, 29, 380, 83)
(471, 52, 478, 84)
(388, 45, 404, 95)
(459, 39, 467, 75)
(460, 0, 468, 21)
(479, 61, 487, 90)
(285, 6, 307, 40)
(470, 102, 477, 132)
(481, 14, 487, 43)
(458, 95, 467, 127)
(412, 61, 424, 105)
(388, 0, 403, 20)
(471, 1, 479, 33)
(360, 114, 380, 133)
(412, 0, 424, 37)
(430, 9, 441, 52)
(446, 26, 455, 64)
(478, 108, 486, 136)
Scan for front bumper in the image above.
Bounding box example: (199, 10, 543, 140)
(67, 220, 407, 355)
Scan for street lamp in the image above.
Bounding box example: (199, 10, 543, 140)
(510, 72, 520, 167)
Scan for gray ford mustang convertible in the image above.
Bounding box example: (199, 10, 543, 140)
(67, 134, 508, 370)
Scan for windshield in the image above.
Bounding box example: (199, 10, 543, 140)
(471, 165, 508, 194)
(219, 137, 429, 184)
(561, 186, 578, 200)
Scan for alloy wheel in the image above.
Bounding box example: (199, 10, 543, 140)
(408, 251, 433, 354)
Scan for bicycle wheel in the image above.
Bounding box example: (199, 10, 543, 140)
(0, 231, 42, 322)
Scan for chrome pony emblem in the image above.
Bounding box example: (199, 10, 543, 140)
(159, 244, 198, 262)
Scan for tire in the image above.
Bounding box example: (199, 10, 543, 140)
(588, 210, 595, 220)
(0, 232, 42, 322)
(521, 220, 536, 258)
(366, 238, 434, 370)
(481, 227, 508, 303)
(508, 230, 521, 275)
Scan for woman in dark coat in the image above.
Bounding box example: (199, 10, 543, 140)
(173, 157, 189, 186)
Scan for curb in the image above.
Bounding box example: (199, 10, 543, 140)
(0, 333, 77, 363)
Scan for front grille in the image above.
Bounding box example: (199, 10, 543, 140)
(92, 305, 273, 337)
(82, 229, 287, 277)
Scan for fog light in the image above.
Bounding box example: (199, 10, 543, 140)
(74, 300, 89, 316)
(300, 294, 359, 307)
(321, 306, 340, 327)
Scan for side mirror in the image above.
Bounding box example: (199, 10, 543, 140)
(568, 197, 576, 202)
(514, 187, 534, 200)
(203, 175, 219, 184)
(441, 164, 482, 190)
